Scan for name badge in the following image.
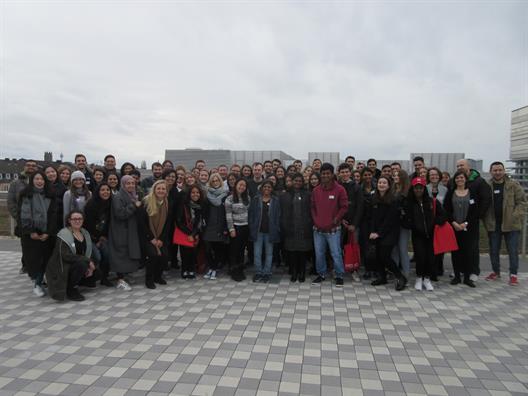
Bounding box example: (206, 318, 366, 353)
(469, 199, 475, 204)
(329, 195, 335, 200)
(298, 196, 302, 200)
(494, 190, 501, 194)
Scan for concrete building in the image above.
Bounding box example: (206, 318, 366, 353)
(165, 148, 295, 170)
(308, 152, 340, 168)
(510, 105, 528, 190)
(410, 153, 467, 174)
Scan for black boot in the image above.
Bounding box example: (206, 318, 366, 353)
(290, 257, 298, 282)
(67, 287, 85, 301)
(298, 261, 306, 283)
(395, 275, 407, 291)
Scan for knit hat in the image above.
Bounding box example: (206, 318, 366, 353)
(71, 170, 86, 181)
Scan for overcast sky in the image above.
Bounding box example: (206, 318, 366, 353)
(1, 1, 527, 167)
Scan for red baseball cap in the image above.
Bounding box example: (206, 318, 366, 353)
(411, 177, 426, 187)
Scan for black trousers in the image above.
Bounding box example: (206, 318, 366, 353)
(452, 229, 479, 280)
(434, 254, 444, 277)
(375, 242, 403, 281)
(180, 246, 197, 273)
(286, 250, 308, 279)
(412, 233, 434, 278)
(205, 241, 226, 271)
(21, 235, 53, 282)
(229, 225, 249, 273)
(359, 228, 376, 272)
(69, 260, 89, 290)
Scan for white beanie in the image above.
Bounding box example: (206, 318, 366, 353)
(71, 170, 86, 181)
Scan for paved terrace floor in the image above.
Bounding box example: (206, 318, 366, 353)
(0, 240, 527, 396)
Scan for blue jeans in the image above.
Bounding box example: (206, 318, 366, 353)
(391, 228, 410, 276)
(488, 231, 520, 275)
(254, 232, 273, 276)
(313, 229, 344, 278)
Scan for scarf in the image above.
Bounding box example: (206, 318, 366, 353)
(207, 186, 227, 207)
(20, 188, 50, 233)
(149, 199, 168, 255)
(120, 175, 138, 201)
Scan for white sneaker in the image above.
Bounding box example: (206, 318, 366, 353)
(116, 279, 132, 291)
(33, 284, 45, 297)
(210, 271, 217, 280)
(423, 277, 434, 291)
(414, 278, 423, 291)
(469, 274, 478, 282)
(352, 271, 360, 282)
(204, 270, 212, 279)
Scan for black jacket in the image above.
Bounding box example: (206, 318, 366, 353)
(175, 201, 204, 237)
(369, 196, 400, 246)
(279, 189, 313, 240)
(137, 205, 172, 258)
(404, 193, 447, 239)
(467, 170, 492, 219)
(339, 181, 364, 227)
(84, 198, 111, 243)
(444, 189, 480, 232)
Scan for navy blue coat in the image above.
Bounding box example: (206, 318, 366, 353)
(248, 194, 281, 243)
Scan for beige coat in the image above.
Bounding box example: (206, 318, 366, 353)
(484, 176, 526, 232)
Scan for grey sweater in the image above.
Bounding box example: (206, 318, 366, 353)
(224, 195, 250, 232)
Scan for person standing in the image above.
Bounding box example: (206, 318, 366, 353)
(44, 165, 67, 231)
(280, 173, 312, 282)
(175, 185, 205, 279)
(84, 183, 113, 287)
(427, 167, 449, 279)
(484, 162, 527, 285)
(7, 159, 38, 273)
(203, 173, 229, 280)
(109, 175, 142, 291)
(247, 162, 265, 197)
(455, 159, 492, 281)
(359, 168, 377, 279)
(103, 154, 119, 177)
(444, 171, 479, 287)
(249, 180, 281, 283)
(62, 171, 92, 224)
(141, 162, 164, 194)
(74, 154, 95, 192)
(138, 180, 171, 289)
(311, 163, 348, 287)
(369, 177, 407, 291)
(225, 178, 250, 282)
(18, 171, 57, 297)
(405, 177, 447, 291)
(337, 163, 363, 281)
(391, 169, 411, 277)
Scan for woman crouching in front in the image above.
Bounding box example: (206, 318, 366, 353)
(46, 211, 96, 301)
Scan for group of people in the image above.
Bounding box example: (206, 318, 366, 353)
(7, 153, 526, 302)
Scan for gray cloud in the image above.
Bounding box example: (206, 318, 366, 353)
(1, 1, 527, 167)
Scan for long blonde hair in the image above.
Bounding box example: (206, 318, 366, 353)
(144, 180, 168, 217)
(207, 172, 223, 189)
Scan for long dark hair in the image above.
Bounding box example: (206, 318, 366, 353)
(182, 184, 205, 206)
(373, 176, 394, 204)
(92, 182, 113, 206)
(232, 178, 249, 205)
(21, 170, 54, 198)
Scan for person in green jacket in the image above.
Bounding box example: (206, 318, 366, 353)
(484, 162, 527, 286)
(46, 211, 96, 301)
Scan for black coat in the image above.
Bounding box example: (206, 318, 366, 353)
(84, 198, 111, 243)
(175, 201, 204, 237)
(444, 189, 480, 233)
(369, 196, 400, 246)
(340, 181, 364, 227)
(279, 189, 313, 251)
(137, 205, 172, 259)
(404, 194, 447, 239)
(203, 200, 229, 242)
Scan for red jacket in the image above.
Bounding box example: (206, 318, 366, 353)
(311, 182, 349, 232)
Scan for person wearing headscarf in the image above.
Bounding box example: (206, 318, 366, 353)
(108, 175, 142, 291)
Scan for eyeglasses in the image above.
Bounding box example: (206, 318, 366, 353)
(70, 218, 83, 221)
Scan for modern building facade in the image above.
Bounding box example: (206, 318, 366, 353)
(510, 105, 528, 190)
(410, 153, 467, 174)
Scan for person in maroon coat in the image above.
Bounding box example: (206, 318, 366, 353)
(310, 163, 349, 287)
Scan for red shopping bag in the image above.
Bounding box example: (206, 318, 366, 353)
(344, 231, 361, 272)
(432, 198, 458, 255)
(433, 223, 459, 255)
(172, 227, 196, 247)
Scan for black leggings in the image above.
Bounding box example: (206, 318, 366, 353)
(205, 241, 226, 271)
(180, 246, 197, 273)
(229, 225, 249, 272)
(452, 229, 478, 280)
(412, 233, 434, 278)
(376, 243, 403, 280)
(287, 251, 308, 277)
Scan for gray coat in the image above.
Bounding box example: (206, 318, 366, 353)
(7, 174, 29, 221)
(109, 189, 141, 273)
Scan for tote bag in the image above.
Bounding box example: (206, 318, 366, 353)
(173, 227, 196, 247)
(432, 198, 458, 255)
(344, 231, 361, 272)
